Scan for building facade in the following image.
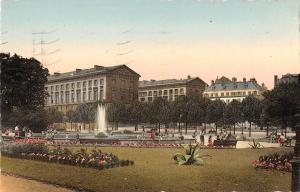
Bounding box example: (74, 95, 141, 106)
(203, 77, 267, 103)
(138, 76, 207, 102)
(46, 65, 140, 113)
(274, 74, 300, 87)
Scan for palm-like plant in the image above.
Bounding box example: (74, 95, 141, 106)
(173, 144, 210, 165)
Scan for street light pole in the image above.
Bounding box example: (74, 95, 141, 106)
(292, 102, 300, 191)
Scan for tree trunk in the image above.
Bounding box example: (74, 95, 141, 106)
(230, 126, 232, 134)
(158, 123, 161, 133)
(242, 122, 244, 135)
(266, 125, 269, 136)
(135, 123, 138, 131)
(285, 127, 287, 137)
(233, 123, 236, 135)
(249, 122, 252, 137)
(185, 122, 188, 134)
(179, 122, 181, 133)
(83, 123, 85, 130)
(70, 122, 72, 131)
(215, 124, 218, 136)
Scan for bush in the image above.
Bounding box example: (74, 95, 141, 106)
(252, 152, 293, 172)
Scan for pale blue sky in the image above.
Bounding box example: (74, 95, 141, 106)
(1, 0, 299, 88)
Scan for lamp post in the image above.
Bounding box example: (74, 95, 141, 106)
(292, 102, 300, 191)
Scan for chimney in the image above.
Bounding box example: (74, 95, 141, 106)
(274, 75, 278, 86)
(232, 77, 237, 82)
(187, 75, 191, 79)
(94, 65, 104, 69)
(76, 69, 82, 72)
(150, 79, 156, 82)
(250, 78, 256, 83)
(54, 72, 60, 76)
(211, 80, 214, 84)
(243, 77, 246, 83)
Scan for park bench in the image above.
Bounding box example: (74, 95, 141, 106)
(213, 139, 237, 148)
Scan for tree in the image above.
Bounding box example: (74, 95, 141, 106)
(224, 100, 242, 135)
(128, 101, 146, 131)
(206, 99, 225, 135)
(263, 83, 300, 136)
(66, 109, 79, 131)
(47, 107, 64, 125)
(1, 53, 49, 119)
(152, 97, 171, 133)
(186, 96, 204, 133)
(75, 103, 96, 130)
(107, 102, 126, 130)
(242, 95, 262, 137)
(171, 96, 187, 134)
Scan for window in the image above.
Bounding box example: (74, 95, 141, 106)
(71, 83, 75, 89)
(71, 91, 75, 102)
(112, 89, 116, 99)
(248, 91, 251, 95)
(93, 88, 98, 100)
(121, 80, 125, 87)
(180, 88, 184, 94)
(51, 86, 54, 91)
(55, 85, 59, 91)
(65, 91, 69, 104)
(100, 90, 104, 100)
(77, 82, 81, 88)
(215, 93, 218, 97)
(88, 80, 92, 87)
(60, 92, 64, 103)
(169, 89, 173, 94)
(140, 98, 145, 102)
(163, 90, 168, 95)
(221, 93, 224, 97)
(153, 91, 157, 96)
(253, 91, 257, 95)
(88, 91, 92, 101)
(55, 92, 59, 104)
(174, 89, 178, 94)
(60, 85, 64, 90)
(112, 79, 116, 85)
(66, 84, 69, 90)
(210, 93, 213, 97)
(100, 79, 104, 85)
(83, 81, 86, 87)
(148, 91, 152, 96)
(82, 92, 86, 102)
(76, 90, 81, 102)
(159, 90, 162, 95)
(120, 90, 126, 100)
(130, 80, 134, 87)
(94, 80, 98, 86)
(243, 92, 246, 96)
(226, 92, 229, 96)
(148, 97, 152, 102)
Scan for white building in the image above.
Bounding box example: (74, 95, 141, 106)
(203, 77, 267, 103)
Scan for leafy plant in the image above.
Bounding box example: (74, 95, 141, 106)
(173, 144, 210, 165)
(248, 139, 264, 149)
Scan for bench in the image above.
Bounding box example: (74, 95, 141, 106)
(213, 140, 237, 148)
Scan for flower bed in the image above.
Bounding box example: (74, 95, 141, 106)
(252, 152, 293, 172)
(1, 143, 134, 170)
(14, 138, 48, 144)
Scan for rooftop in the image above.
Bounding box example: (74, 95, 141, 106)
(139, 77, 205, 88)
(47, 64, 138, 82)
(205, 77, 266, 92)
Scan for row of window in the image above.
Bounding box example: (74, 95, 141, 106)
(204, 90, 258, 98)
(139, 88, 185, 97)
(47, 79, 105, 92)
(48, 89, 104, 105)
(139, 95, 182, 102)
(111, 79, 135, 87)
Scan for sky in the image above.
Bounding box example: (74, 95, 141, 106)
(1, 0, 299, 88)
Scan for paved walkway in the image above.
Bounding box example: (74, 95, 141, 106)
(0, 174, 73, 192)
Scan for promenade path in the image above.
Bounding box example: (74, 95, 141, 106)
(0, 174, 73, 192)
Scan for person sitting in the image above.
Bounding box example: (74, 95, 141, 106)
(208, 135, 213, 147)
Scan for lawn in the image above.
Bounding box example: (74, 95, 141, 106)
(1, 147, 293, 192)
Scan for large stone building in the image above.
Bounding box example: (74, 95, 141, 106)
(138, 76, 207, 102)
(274, 73, 300, 87)
(203, 77, 267, 103)
(46, 65, 140, 113)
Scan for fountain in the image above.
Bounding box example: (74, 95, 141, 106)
(95, 104, 107, 136)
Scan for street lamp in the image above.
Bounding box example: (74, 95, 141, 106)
(292, 93, 300, 191)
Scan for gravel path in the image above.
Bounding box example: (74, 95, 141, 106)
(0, 174, 74, 192)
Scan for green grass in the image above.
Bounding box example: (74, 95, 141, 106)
(1, 147, 293, 192)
